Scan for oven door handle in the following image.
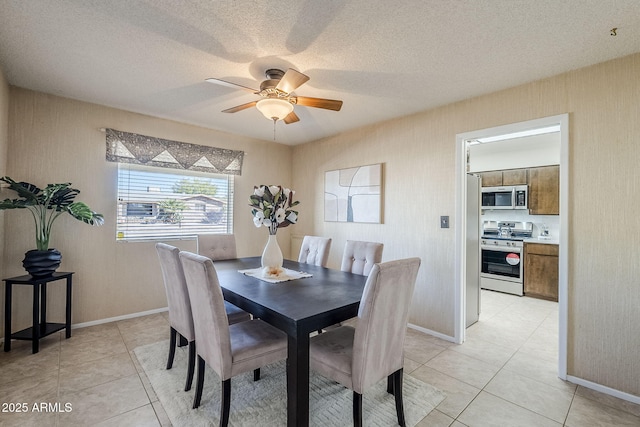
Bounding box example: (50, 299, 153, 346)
(481, 245, 522, 253)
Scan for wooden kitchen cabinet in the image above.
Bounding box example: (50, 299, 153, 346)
(480, 171, 503, 187)
(480, 168, 527, 187)
(524, 243, 558, 301)
(502, 169, 528, 185)
(528, 165, 559, 215)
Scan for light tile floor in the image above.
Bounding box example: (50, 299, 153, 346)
(0, 291, 638, 426)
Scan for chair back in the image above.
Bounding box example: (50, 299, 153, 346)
(197, 234, 237, 261)
(155, 243, 195, 341)
(340, 240, 383, 276)
(298, 235, 332, 267)
(179, 251, 233, 379)
(352, 257, 421, 393)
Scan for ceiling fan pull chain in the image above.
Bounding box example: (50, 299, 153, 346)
(273, 118, 277, 141)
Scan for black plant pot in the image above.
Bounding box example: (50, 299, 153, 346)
(22, 249, 62, 278)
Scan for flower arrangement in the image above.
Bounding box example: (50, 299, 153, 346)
(249, 185, 299, 235)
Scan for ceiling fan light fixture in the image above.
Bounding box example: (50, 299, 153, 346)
(256, 98, 293, 121)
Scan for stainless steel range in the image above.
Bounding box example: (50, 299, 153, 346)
(480, 221, 532, 296)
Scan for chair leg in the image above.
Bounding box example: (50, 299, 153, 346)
(353, 391, 363, 427)
(178, 333, 188, 347)
(167, 327, 177, 369)
(253, 368, 260, 381)
(392, 369, 406, 427)
(220, 379, 231, 427)
(387, 374, 393, 394)
(185, 341, 196, 391)
(192, 356, 206, 409)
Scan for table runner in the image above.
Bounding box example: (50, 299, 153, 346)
(238, 267, 312, 283)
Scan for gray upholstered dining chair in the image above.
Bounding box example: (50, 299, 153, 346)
(326, 240, 383, 331)
(309, 257, 421, 427)
(298, 235, 332, 267)
(340, 240, 384, 276)
(196, 233, 250, 324)
(179, 251, 288, 424)
(197, 233, 237, 261)
(155, 243, 251, 392)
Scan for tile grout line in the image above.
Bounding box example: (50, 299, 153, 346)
(55, 330, 62, 427)
(120, 315, 171, 426)
(449, 292, 568, 425)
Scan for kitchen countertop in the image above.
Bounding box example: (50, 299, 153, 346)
(523, 237, 559, 245)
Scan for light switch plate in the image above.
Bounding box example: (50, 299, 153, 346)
(440, 216, 449, 228)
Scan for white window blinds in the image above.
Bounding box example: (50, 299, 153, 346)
(116, 163, 234, 241)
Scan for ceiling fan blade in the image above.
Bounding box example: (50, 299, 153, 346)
(284, 111, 300, 124)
(205, 78, 258, 93)
(276, 69, 310, 94)
(294, 96, 343, 111)
(222, 101, 258, 113)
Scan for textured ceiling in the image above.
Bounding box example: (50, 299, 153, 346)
(1, 0, 639, 145)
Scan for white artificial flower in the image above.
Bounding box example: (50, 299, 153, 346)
(275, 208, 286, 223)
(252, 210, 264, 228)
(283, 188, 291, 199)
(286, 211, 297, 223)
(269, 185, 280, 196)
(254, 186, 265, 197)
(263, 218, 272, 228)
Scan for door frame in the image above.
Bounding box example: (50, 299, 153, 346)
(454, 113, 569, 380)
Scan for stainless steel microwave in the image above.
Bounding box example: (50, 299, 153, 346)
(481, 185, 528, 210)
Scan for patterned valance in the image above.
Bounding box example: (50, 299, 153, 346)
(105, 128, 244, 175)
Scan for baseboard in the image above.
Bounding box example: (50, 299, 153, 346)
(0, 307, 169, 345)
(71, 306, 169, 330)
(567, 375, 640, 405)
(407, 322, 456, 343)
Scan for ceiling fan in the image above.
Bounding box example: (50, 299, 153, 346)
(205, 68, 343, 124)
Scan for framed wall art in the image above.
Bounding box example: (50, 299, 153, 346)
(324, 163, 383, 223)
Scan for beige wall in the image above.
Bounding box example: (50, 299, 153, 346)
(292, 53, 640, 397)
(0, 66, 9, 335)
(4, 88, 292, 333)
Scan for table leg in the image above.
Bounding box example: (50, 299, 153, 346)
(32, 283, 40, 354)
(4, 282, 11, 352)
(286, 331, 310, 427)
(65, 276, 72, 339)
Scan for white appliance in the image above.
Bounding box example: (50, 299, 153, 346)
(481, 185, 528, 210)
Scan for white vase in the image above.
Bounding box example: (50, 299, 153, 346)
(261, 234, 283, 269)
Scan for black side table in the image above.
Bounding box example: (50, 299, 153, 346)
(4, 272, 74, 354)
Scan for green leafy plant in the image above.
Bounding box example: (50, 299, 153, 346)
(158, 199, 187, 224)
(172, 178, 218, 196)
(0, 176, 104, 251)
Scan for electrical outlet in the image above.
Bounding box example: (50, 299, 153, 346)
(440, 216, 449, 228)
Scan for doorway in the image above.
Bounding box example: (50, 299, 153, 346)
(454, 114, 569, 380)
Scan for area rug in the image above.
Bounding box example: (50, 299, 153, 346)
(134, 340, 445, 427)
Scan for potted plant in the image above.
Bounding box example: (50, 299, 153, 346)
(0, 176, 104, 277)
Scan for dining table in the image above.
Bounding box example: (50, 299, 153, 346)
(212, 256, 368, 427)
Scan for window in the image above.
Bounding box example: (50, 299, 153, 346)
(116, 164, 234, 241)
(126, 203, 154, 217)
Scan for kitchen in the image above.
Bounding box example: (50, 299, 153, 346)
(465, 122, 561, 327)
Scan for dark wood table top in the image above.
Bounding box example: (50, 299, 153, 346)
(212, 257, 368, 336)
